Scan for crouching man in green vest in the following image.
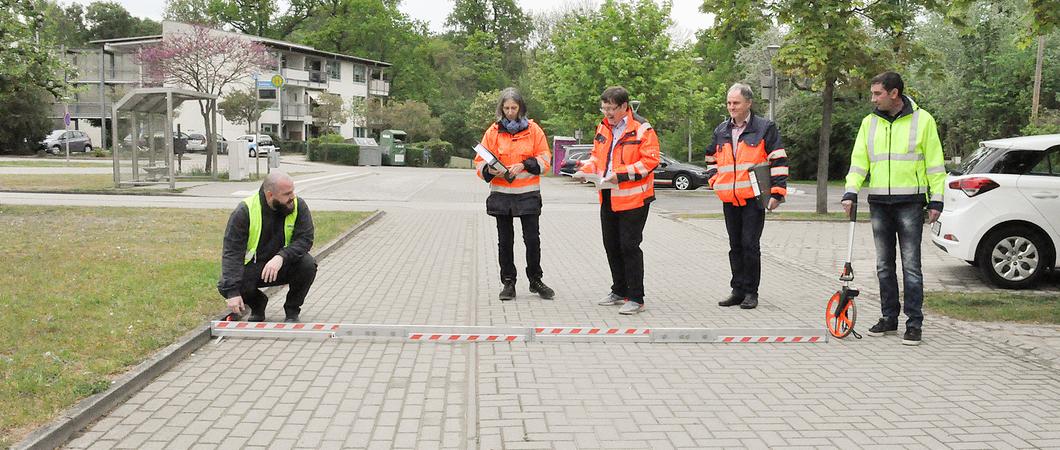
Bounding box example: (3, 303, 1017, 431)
(218, 171, 316, 323)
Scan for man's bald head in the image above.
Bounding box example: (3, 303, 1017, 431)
(262, 171, 295, 213)
(262, 171, 293, 193)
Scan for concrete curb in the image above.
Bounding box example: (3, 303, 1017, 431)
(14, 209, 386, 450)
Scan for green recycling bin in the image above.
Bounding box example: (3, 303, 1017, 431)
(380, 129, 407, 166)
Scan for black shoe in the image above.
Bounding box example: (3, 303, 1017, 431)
(739, 293, 758, 309)
(499, 281, 516, 301)
(247, 312, 265, 322)
(284, 315, 300, 323)
(528, 278, 555, 299)
(902, 327, 922, 346)
(866, 317, 898, 336)
(719, 291, 744, 307)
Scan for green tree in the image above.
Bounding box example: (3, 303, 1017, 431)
(0, 0, 76, 153)
(466, 89, 501, 138)
(312, 93, 349, 134)
(84, 1, 161, 42)
(446, 0, 531, 79)
(369, 100, 441, 142)
(39, 1, 88, 48)
(219, 88, 269, 133)
(163, 0, 222, 27)
(529, 0, 712, 152)
(703, 0, 933, 213)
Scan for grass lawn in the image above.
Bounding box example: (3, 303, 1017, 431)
(0, 174, 117, 191)
(0, 205, 372, 447)
(0, 161, 110, 168)
(679, 211, 869, 222)
(926, 291, 1060, 325)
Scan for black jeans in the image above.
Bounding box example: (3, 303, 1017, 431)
(496, 214, 542, 283)
(723, 201, 765, 296)
(869, 202, 925, 329)
(240, 254, 318, 318)
(601, 190, 650, 303)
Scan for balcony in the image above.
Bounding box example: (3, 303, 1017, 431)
(369, 79, 390, 96)
(52, 102, 113, 119)
(283, 103, 308, 120)
(282, 68, 326, 89)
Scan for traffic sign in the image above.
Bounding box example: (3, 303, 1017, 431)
(63, 112, 71, 127)
(271, 74, 285, 88)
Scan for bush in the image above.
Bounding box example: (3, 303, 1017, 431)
(308, 143, 359, 165)
(407, 138, 454, 168)
(279, 140, 307, 154)
(307, 134, 346, 161)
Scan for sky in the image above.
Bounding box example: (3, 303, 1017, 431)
(67, 0, 714, 43)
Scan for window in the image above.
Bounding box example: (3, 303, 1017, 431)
(258, 89, 276, 100)
(353, 127, 367, 138)
(327, 61, 341, 80)
(261, 124, 277, 134)
(992, 150, 1046, 175)
(352, 64, 366, 83)
(1049, 149, 1060, 175)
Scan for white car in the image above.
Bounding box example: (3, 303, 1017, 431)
(931, 134, 1060, 289)
(236, 134, 277, 157)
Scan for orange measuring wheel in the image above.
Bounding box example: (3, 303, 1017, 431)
(825, 289, 858, 339)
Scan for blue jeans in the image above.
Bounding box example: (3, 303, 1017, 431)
(870, 202, 925, 329)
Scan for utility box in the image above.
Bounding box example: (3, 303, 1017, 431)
(229, 139, 250, 180)
(268, 149, 280, 169)
(379, 129, 407, 166)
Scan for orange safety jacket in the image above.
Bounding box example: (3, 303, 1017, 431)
(578, 109, 660, 212)
(705, 114, 788, 206)
(474, 120, 551, 215)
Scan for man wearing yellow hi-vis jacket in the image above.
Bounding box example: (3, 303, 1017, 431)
(842, 72, 945, 346)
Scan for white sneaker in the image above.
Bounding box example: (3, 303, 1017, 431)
(597, 293, 626, 306)
(618, 301, 645, 315)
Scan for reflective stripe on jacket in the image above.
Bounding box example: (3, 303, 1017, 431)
(473, 120, 551, 216)
(705, 114, 788, 206)
(243, 194, 297, 264)
(844, 96, 945, 206)
(578, 109, 660, 212)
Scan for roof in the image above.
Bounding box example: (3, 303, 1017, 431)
(113, 88, 217, 114)
(979, 134, 1060, 151)
(88, 23, 390, 67)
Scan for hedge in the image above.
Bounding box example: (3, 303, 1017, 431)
(307, 142, 359, 165)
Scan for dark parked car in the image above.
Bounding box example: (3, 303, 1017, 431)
(41, 130, 92, 154)
(654, 155, 710, 190)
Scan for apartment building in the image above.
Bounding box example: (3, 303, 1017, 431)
(55, 21, 391, 146)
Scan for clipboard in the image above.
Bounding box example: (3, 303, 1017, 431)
(747, 162, 772, 209)
(474, 143, 515, 182)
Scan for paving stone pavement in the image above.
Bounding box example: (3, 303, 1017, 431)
(55, 173, 1060, 449)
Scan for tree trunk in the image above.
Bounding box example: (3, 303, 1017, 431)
(1031, 34, 1044, 125)
(816, 76, 836, 214)
(198, 99, 214, 173)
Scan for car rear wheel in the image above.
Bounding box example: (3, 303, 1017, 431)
(249, 148, 257, 158)
(976, 225, 1049, 289)
(84, 144, 92, 153)
(673, 173, 694, 191)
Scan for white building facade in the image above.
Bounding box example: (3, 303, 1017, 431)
(57, 21, 391, 147)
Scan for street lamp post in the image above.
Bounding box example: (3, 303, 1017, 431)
(766, 44, 781, 122)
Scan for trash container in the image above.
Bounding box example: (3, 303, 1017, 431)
(380, 129, 407, 166)
(268, 149, 280, 169)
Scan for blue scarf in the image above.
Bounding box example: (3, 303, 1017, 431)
(500, 117, 529, 134)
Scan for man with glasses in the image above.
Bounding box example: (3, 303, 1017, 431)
(576, 86, 660, 315)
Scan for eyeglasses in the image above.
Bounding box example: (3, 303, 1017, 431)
(600, 106, 621, 114)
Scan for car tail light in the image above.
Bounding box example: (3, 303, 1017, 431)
(949, 177, 999, 197)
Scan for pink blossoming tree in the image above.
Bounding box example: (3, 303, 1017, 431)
(137, 25, 274, 172)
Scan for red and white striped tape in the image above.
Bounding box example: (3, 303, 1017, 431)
(533, 327, 651, 336)
(718, 335, 822, 343)
(214, 321, 340, 331)
(408, 333, 525, 342)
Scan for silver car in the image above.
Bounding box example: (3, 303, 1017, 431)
(187, 132, 228, 154)
(41, 130, 93, 154)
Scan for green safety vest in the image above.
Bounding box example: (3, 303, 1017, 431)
(845, 100, 946, 203)
(243, 193, 298, 264)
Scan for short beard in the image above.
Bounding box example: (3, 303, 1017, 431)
(270, 198, 293, 215)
